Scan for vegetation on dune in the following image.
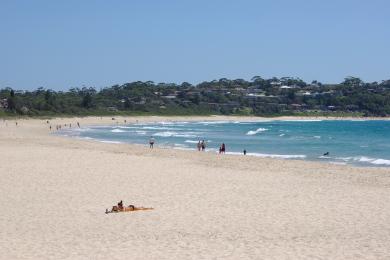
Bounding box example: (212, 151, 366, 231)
(1, 76, 390, 117)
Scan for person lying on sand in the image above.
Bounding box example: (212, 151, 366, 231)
(105, 202, 153, 214)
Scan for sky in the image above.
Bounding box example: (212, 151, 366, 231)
(1, 0, 389, 91)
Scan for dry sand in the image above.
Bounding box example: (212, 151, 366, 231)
(1, 116, 390, 260)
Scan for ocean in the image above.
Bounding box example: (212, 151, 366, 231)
(59, 120, 390, 167)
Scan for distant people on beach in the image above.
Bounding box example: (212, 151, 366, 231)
(149, 137, 155, 148)
(219, 143, 226, 154)
(243, 149, 247, 155)
(77, 122, 80, 128)
(49, 125, 52, 131)
(201, 140, 206, 151)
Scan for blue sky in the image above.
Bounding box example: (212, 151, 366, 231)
(1, 0, 389, 90)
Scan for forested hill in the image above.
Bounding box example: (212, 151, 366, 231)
(1, 76, 390, 117)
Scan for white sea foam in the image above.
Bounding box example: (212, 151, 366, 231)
(142, 126, 177, 130)
(247, 153, 306, 159)
(313, 136, 321, 139)
(336, 156, 390, 166)
(246, 128, 269, 135)
(185, 140, 200, 144)
(224, 152, 305, 159)
(153, 131, 177, 137)
(357, 156, 373, 162)
(279, 134, 285, 137)
(117, 126, 138, 129)
(153, 131, 198, 138)
(111, 129, 126, 133)
(224, 152, 243, 155)
(174, 134, 197, 138)
(99, 140, 122, 144)
(135, 130, 147, 135)
(371, 159, 390, 165)
(72, 127, 92, 132)
(336, 157, 352, 162)
(80, 136, 94, 140)
(354, 156, 390, 165)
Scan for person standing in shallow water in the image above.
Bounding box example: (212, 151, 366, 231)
(197, 141, 201, 151)
(201, 140, 206, 151)
(149, 137, 155, 149)
(243, 149, 247, 155)
(221, 143, 226, 154)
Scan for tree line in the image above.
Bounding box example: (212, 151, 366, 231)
(1, 76, 390, 117)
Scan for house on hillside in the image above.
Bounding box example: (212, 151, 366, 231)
(0, 99, 8, 109)
(296, 91, 313, 96)
(161, 95, 177, 99)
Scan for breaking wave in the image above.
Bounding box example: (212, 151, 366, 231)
(246, 128, 269, 135)
(111, 129, 126, 133)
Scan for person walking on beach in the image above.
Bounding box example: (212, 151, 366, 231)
(149, 137, 155, 149)
(197, 141, 201, 151)
(201, 140, 206, 151)
(77, 122, 80, 128)
(243, 149, 247, 155)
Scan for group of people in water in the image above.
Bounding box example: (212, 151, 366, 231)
(147, 137, 251, 155)
(196, 140, 207, 151)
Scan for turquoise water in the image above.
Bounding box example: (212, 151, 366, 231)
(60, 120, 390, 167)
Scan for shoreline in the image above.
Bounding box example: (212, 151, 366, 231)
(3, 115, 390, 170)
(3, 114, 390, 123)
(2, 115, 389, 172)
(55, 115, 390, 168)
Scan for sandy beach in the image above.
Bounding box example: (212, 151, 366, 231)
(1, 116, 390, 260)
